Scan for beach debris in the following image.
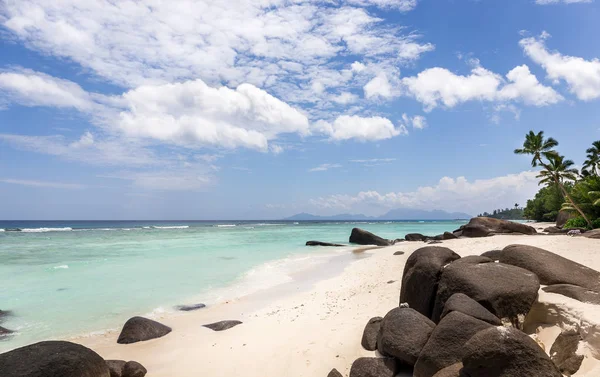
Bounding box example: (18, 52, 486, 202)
(543, 284, 600, 305)
(0, 340, 110, 377)
(461, 327, 562, 377)
(549, 330, 584, 376)
(431, 362, 463, 377)
(432, 258, 540, 326)
(349, 357, 396, 377)
(393, 251, 405, 256)
(399, 246, 460, 318)
(405, 233, 429, 242)
(327, 368, 343, 377)
(175, 303, 206, 311)
(455, 217, 537, 238)
(567, 229, 582, 236)
(117, 317, 172, 344)
(203, 320, 242, 331)
(349, 228, 393, 246)
(377, 307, 435, 366)
(440, 293, 501, 326)
(414, 311, 493, 377)
(360, 316, 382, 351)
(305, 241, 345, 247)
(499, 245, 600, 290)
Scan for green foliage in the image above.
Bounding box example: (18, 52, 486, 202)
(569, 175, 600, 221)
(564, 217, 589, 229)
(478, 208, 524, 220)
(593, 218, 600, 229)
(523, 185, 564, 221)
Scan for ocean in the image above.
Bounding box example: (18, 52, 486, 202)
(0, 220, 466, 351)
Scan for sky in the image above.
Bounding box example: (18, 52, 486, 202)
(1, 0, 599, 220)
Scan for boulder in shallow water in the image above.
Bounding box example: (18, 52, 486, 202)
(432, 260, 540, 326)
(349, 228, 392, 246)
(117, 316, 172, 344)
(0, 340, 110, 377)
(306, 241, 345, 247)
(399, 246, 461, 318)
(440, 293, 502, 325)
(349, 357, 396, 377)
(175, 303, 206, 311)
(203, 320, 242, 331)
(543, 284, 600, 304)
(405, 233, 429, 242)
(462, 326, 562, 377)
(361, 316, 382, 351)
(460, 217, 536, 237)
(377, 307, 435, 366)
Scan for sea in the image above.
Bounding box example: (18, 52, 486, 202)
(0, 219, 467, 351)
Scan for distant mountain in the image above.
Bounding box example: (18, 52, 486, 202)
(283, 209, 472, 221)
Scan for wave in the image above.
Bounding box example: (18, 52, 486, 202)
(151, 226, 190, 229)
(53, 265, 69, 269)
(21, 227, 73, 233)
(254, 223, 285, 226)
(216, 224, 236, 228)
(0, 229, 4, 232)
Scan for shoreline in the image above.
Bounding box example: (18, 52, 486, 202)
(71, 231, 600, 377)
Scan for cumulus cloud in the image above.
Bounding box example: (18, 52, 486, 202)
(331, 91, 359, 104)
(308, 171, 540, 215)
(315, 115, 408, 141)
(364, 73, 394, 99)
(520, 34, 600, 100)
(402, 63, 562, 111)
(401, 114, 428, 130)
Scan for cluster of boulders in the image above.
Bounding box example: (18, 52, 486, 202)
(333, 244, 596, 377)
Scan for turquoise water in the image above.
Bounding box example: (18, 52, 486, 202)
(0, 220, 465, 351)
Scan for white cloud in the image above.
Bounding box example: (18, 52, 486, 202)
(401, 114, 428, 130)
(309, 163, 343, 172)
(347, 0, 419, 12)
(402, 63, 562, 111)
(364, 73, 393, 99)
(535, 0, 592, 4)
(520, 35, 600, 100)
(315, 115, 408, 141)
(0, 178, 86, 190)
(308, 171, 540, 215)
(331, 92, 359, 104)
(350, 158, 396, 163)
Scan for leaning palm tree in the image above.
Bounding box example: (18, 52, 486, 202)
(583, 140, 600, 176)
(515, 131, 593, 228)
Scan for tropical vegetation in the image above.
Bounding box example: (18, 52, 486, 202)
(515, 131, 600, 229)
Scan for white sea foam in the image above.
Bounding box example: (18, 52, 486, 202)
(53, 265, 69, 269)
(216, 224, 236, 228)
(21, 227, 73, 233)
(0, 229, 4, 232)
(293, 222, 299, 225)
(152, 226, 190, 229)
(255, 223, 285, 226)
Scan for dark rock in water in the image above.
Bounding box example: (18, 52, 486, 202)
(433, 260, 540, 326)
(440, 293, 502, 325)
(543, 284, 600, 304)
(327, 368, 343, 377)
(462, 326, 562, 377)
(122, 361, 147, 377)
(584, 229, 600, 239)
(427, 240, 443, 245)
(349, 228, 392, 246)
(306, 241, 345, 247)
(480, 250, 502, 261)
(442, 231, 458, 240)
(557, 210, 577, 228)
(405, 233, 429, 242)
(175, 303, 206, 311)
(432, 363, 463, 377)
(413, 311, 492, 377)
(203, 320, 242, 331)
(117, 316, 172, 344)
(399, 246, 461, 318)
(500, 244, 600, 291)
(460, 217, 537, 238)
(550, 330, 583, 376)
(393, 251, 405, 256)
(361, 317, 383, 351)
(0, 340, 110, 377)
(377, 307, 435, 366)
(349, 357, 396, 377)
(5, 228, 22, 232)
(106, 360, 126, 377)
(0, 326, 14, 337)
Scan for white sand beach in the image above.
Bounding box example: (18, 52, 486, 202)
(75, 229, 600, 377)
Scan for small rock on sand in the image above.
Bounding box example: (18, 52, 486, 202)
(203, 320, 243, 331)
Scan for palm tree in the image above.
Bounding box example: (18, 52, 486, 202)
(515, 131, 593, 228)
(583, 141, 600, 176)
(514, 203, 519, 209)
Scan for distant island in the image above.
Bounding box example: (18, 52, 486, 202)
(283, 208, 472, 221)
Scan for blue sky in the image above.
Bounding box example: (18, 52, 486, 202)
(1, 0, 599, 220)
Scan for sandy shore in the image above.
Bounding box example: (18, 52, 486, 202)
(75, 227, 600, 376)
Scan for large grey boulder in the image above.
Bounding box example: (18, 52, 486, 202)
(432, 260, 540, 326)
(0, 341, 110, 377)
(432, 363, 463, 377)
(360, 316, 382, 351)
(499, 245, 600, 290)
(584, 229, 600, 239)
(543, 284, 600, 305)
(349, 228, 392, 246)
(462, 326, 562, 377)
(117, 317, 172, 344)
(349, 357, 397, 377)
(377, 307, 435, 366)
(399, 246, 461, 318)
(460, 217, 536, 238)
(413, 311, 492, 377)
(440, 293, 502, 325)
